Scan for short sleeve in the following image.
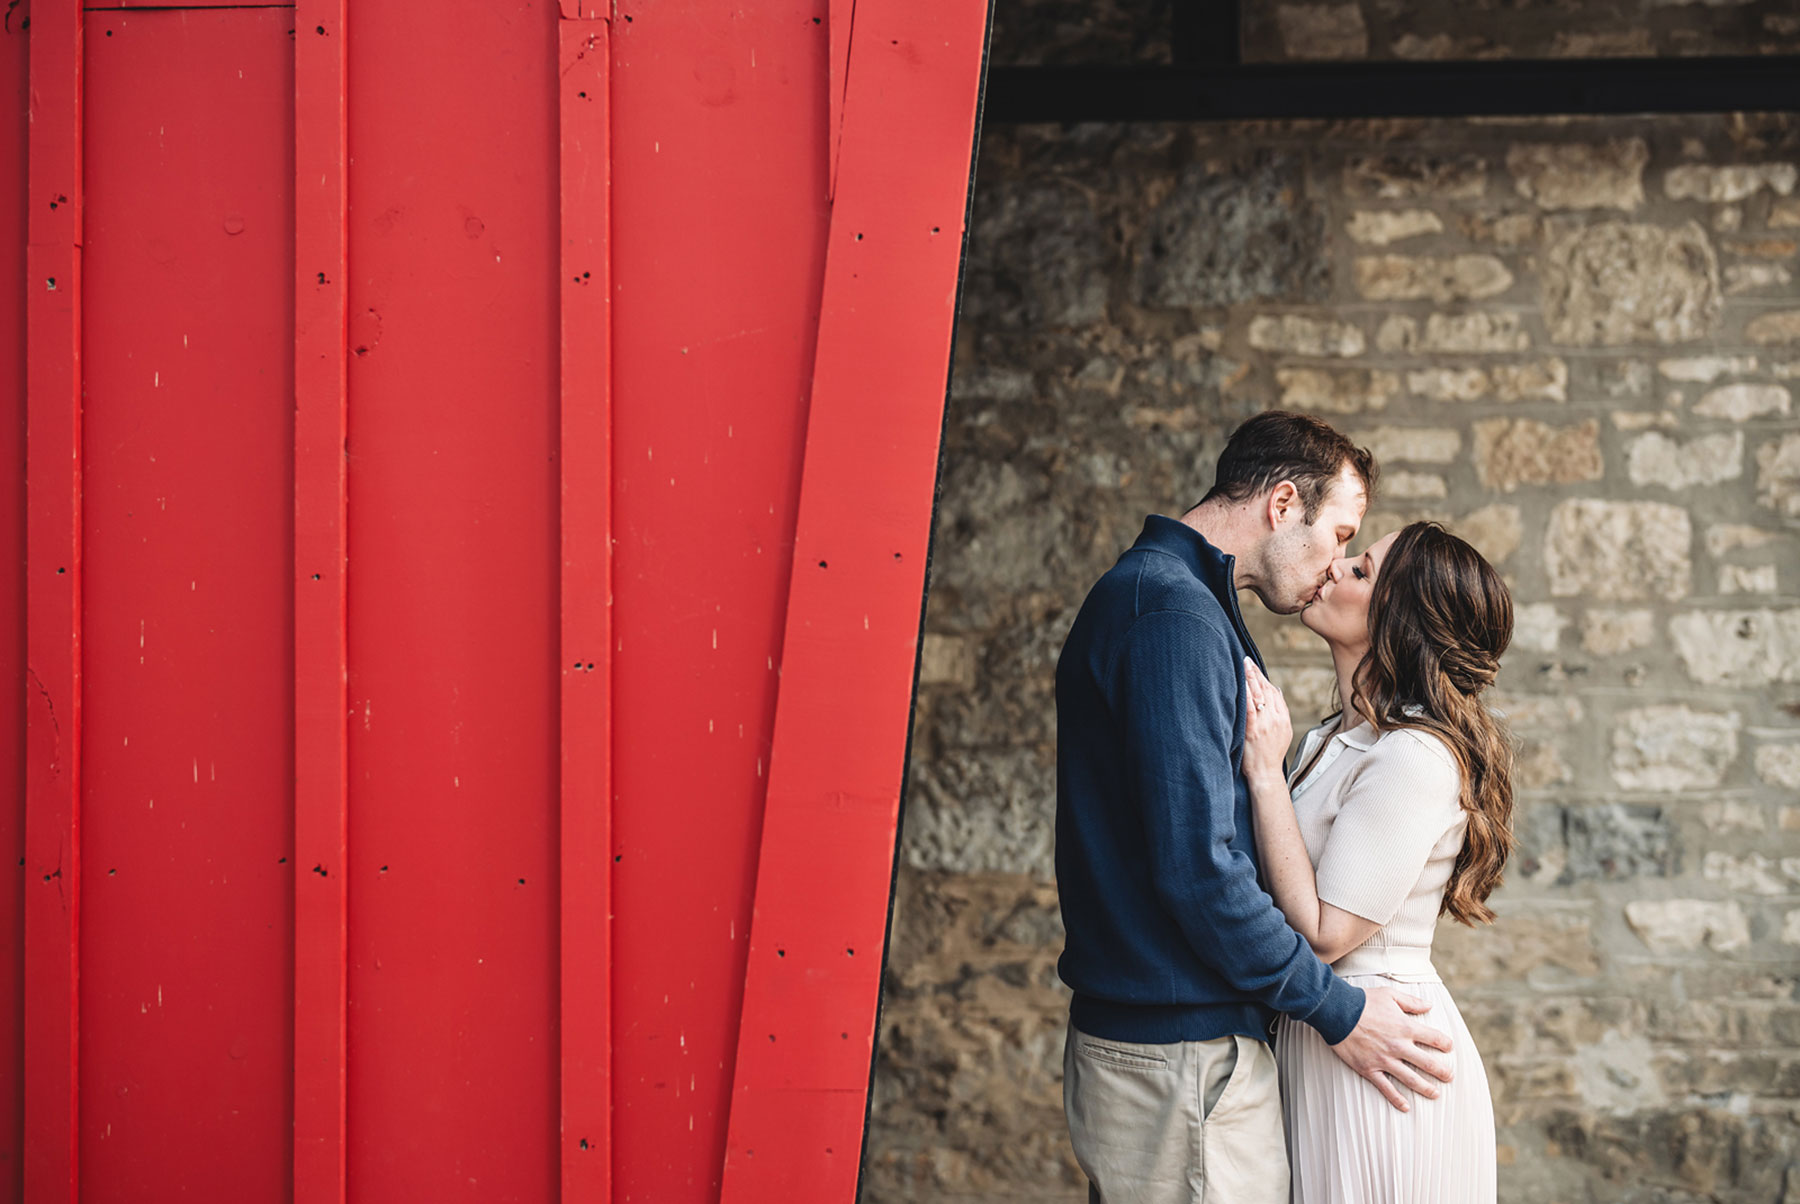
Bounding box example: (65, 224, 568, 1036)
(1313, 730, 1465, 926)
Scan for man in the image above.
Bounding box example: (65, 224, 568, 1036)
(1055, 411, 1454, 1202)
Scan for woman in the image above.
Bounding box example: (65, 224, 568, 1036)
(1240, 521, 1515, 1203)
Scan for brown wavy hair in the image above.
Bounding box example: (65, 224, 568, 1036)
(1349, 522, 1516, 925)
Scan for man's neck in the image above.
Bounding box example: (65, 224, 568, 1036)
(1180, 502, 1262, 589)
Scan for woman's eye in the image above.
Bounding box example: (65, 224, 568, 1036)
(1351, 566, 1367, 580)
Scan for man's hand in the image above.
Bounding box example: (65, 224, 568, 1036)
(1328, 986, 1454, 1112)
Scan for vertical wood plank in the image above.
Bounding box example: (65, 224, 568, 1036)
(23, 0, 83, 1201)
(719, 1, 990, 1200)
(558, 14, 612, 1203)
(293, 1, 349, 1202)
(23, 2, 82, 1202)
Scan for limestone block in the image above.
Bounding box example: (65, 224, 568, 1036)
(1507, 139, 1649, 211)
(1248, 313, 1365, 357)
(1658, 354, 1758, 382)
(1345, 209, 1442, 245)
(1582, 609, 1655, 655)
(1423, 311, 1532, 352)
(963, 180, 1111, 329)
(918, 634, 977, 688)
(1694, 382, 1790, 420)
(1624, 899, 1749, 954)
(1409, 366, 1489, 401)
(1545, 500, 1692, 601)
(1275, 3, 1368, 59)
(1771, 197, 1800, 228)
(1719, 564, 1778, 594)
(1610, 705, 1740, 791)
(903, 747, 1055, 877)
(1565, 804, 1677, 881)
(1489, 689, 1583, 728)
(1725, 262, 1793, 294)
(1457, 211, 1539, 246)
(1385, 471, 1447, 499)
(1374, 315, 1417, 352)
(1514, 740, 1573, 790)
(1702, 850, 1800, 895)
(1670, 609, 1800, 685)
(1492, 358, 1569, 401)
(1352, 425, 1461, 463)
(1276, 367, 1399, 413)
(1458, 503, 1523, 565)
(1355, 254, 1514, 302)
(1134, 158, 1328, 308)
(1705, 523, 1779, 556)
(1664, 162, 1799, 203)
(1473, 418, 1603, 491)
(1756, 744, 1800, 789)
(1512, 602, 1569, 653)
(1344, 153, 1487, 200)
(1432, 906, 1601, 984)
(1699, 800, 1767, 833)
(1747, 310, 1800, 344)
(1625, 430, 1744, 489)
(1756, 432, 1800, 517)
(1542, 221, 1721, 346)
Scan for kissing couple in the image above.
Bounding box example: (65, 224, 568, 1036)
(1056, 410, 1514, 1203)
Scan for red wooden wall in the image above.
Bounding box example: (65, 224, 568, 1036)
(2, 1, 990, 1201)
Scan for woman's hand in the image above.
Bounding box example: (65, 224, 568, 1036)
(1242, 659, 1292, 787)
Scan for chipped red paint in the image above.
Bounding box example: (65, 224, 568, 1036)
(3, 3, 988, 1201)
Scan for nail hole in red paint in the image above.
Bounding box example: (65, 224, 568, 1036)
(776, 948, 785, 957)
(846, 947, 855, 956)
(818, 560, 828, 569)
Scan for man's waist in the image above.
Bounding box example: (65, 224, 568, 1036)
(1070, 993, 1273, 1046)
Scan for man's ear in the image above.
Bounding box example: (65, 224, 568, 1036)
(1267, 481, 1300, 529)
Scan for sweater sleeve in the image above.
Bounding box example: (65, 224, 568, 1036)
(1315, 729, 1466, 926)
(1116, 610, 1365, 1045)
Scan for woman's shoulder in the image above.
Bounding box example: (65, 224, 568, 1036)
(1367, 724, 1462, 782)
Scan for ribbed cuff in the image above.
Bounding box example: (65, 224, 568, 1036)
(1302, 974, 1366, 1046)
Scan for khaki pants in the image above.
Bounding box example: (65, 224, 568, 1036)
(1064, 1020, 1289, 1204)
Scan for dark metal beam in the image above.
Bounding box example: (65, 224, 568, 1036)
(1172, 0, 1239, 67)
(985, 56, 1800, 124)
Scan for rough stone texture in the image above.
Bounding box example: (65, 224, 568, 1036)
(1663, 162, 1800, 203)
(1610, 706, 1741, 791)
(1248, 313, 1366, 357)
(1624, 899, 1750, 954)
(1345, 208, 1441, 245)
(1355, 253, 1514, 302)
(1757, 432, 1800, 517)
(1134, 158, 1328, 308)
(1542, 221, 1722, 346)
(870, 96, 1800, 1204)
(1669, 609, 1800, 686)
(1473, 418, 1603, 491)
(1544, 500, 1692, 601)
(1694, 382, 1791, 420)
(1747, 309, 1800, 344)
(1507, 139, 1649, 212)
(1275, 3, 1368, 59)
(1625, 430, 1744, 489)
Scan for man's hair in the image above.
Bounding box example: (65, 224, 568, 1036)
(1197, 410, 1378, 522)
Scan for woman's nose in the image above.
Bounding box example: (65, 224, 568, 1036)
(1325, 560, 1345, 583)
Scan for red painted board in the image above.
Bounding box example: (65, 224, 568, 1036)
(829, 0, 852, 195)
(0, 9, 30, 1203)
(293, 0, 348, 1202)
(23, 1, 82, 1201)
(607, 2, 830, 1199)
(558, 15, 612, 1203)
(721, 0, 990, 1199)
(344, 3, 560, 1199)
(76, 10, 294, 1199)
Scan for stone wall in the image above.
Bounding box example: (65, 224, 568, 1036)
(862, 84, 1800, 1204)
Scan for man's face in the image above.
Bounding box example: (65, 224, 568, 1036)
(1255, 467, 1367, 615)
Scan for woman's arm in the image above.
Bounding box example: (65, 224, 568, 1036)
(1241, 660, 1381, 965)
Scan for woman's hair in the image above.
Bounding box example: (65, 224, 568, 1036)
(1350, 521, 1516, 926)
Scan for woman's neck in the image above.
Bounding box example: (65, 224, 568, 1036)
(1330, 639, 1369, 729)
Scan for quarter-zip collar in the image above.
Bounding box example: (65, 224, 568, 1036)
(1130, 515, 1268, 674)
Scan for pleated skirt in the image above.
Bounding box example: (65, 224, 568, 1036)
(1273, 974, 1496, 1204)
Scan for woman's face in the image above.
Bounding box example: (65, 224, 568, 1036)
(1300, 530, 1398, 650)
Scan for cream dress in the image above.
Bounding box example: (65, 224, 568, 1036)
(1272, 715, 1497, 1204)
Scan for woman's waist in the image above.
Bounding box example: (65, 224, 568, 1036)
(1330, 942, 1439, 981)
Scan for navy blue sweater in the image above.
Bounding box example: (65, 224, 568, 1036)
(1054, 516, 1365, 1046)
